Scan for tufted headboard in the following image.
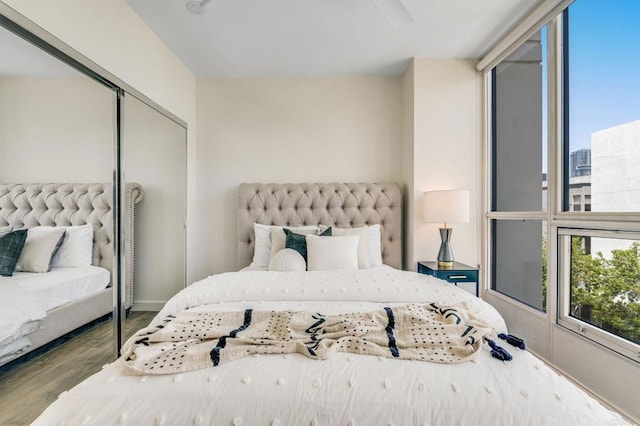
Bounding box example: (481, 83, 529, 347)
(238, 183, 402, 269)
(0, 183, 144, 307)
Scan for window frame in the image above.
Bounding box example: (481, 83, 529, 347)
(485, 7, 640, 363)
(485, 24, 549, 313)
(557, 228, 640, 360)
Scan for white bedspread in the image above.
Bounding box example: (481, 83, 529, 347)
(0, 282, 46, 349)
(0, 266, 110, 365)
(34, 268, 629, 425)
(8, 265, 110, 311)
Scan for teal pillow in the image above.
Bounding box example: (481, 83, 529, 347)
(0, 229, 28, 277)
(284, 227, 331, 262)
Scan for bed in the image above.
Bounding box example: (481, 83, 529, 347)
(0, 182, 143, 366)
(32, 183, 629, 425)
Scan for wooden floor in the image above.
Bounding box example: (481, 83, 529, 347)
(0, 311, 156, 426)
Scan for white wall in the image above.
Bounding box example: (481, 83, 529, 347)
(0, 77, 113, 182)
(196, 77, 403, 274)
(406, 59, 481, 271)
(0, 0, 199, 284)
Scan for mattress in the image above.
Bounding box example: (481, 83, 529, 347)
(33, 268, 629, 425)
(6, 265, 110, 312)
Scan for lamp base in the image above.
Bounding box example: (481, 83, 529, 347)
(437, 227, 455, 267)
(437, 260, 454, 268)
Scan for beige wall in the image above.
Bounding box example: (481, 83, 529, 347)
(401, 62, 415, 269)
(196, 77, 403, 274)
(0, 77, 113, 182)
(405, 59, 481, 271)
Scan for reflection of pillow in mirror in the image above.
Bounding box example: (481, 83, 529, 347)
(52, 224, 94, 267)
(268, 248, 306, 272)
(16, 227, 66, 273)
(306, 234, 359, 271)
(0, 229, 28, 277)
(0, 226, 12, 238)
(332, 227, 370, 269)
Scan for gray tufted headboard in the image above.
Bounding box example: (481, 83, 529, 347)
(238, 183, 402, 269)
(0, 183, 144, 307)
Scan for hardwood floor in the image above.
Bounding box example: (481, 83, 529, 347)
(0, 311, 156, 426)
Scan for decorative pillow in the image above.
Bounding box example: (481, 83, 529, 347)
(251, 223, 318, 268)
(332, 227, 370, 269)
(284, 228, 331, 262)
(15, 227, 66, 273)
(284, 229, 309, 261)
(367, 224, 383, 267)
(306, 234, 359, 271)
(0, 225, 12, 238)
(0, 229, 28, 277)
(269, 226, 321, 260)
(51, 224, 94, 267)
(268, 248, 306, 272)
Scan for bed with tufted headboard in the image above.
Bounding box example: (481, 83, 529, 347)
(0, 182, 143, 366)
(31, 182, 631, 425)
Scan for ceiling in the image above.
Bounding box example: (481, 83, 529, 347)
(125, 0, 541, 77)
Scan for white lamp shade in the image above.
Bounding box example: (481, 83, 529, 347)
(423, 190, 470, 224)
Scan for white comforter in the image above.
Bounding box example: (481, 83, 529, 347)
(34, 268, 628, 425)
(0, 281, 46, 354)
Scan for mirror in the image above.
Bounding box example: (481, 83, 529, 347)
(0, 22, 117, 422)
(122, 94, 187, 337)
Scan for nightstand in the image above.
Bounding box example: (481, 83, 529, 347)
(417, 261, 479, 297)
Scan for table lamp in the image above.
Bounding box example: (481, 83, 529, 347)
(423, 190, 469, 267)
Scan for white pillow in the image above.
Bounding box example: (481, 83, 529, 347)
(367, 224, 383, 267)
(306, 234, 359, 271)
(268, 248, 306, 272)
(15, 227, 66, 273)
(51, 224, 94, 267)
(251, 223, 317, 268)
(332, 227, 370, 269)
(0, 225, 12, 237)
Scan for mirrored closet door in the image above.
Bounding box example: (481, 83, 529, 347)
(0, 20, 117, 420)
(0, 10, 188, 422)
(122, 94, 187, 329)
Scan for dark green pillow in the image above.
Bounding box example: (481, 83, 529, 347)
(284, 227, 332, 261)
(0, 229, 28, 277)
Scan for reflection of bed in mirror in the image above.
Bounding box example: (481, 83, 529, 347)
(0, 182, 143, 366)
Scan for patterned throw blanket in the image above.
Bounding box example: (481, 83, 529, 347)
(121, 303, 495, 375)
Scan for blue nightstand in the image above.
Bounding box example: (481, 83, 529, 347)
(417, 261, 479, 297)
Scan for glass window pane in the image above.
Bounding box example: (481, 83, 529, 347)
(565, 1, 640, 213)
(569, 235, 640, 345)
(492, 29, 547, 212)
(492, 219, 546, 311)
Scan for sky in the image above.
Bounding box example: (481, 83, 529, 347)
(568, 0, 640, 151)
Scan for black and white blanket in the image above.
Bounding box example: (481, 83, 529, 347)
(122, 303, 494, 375)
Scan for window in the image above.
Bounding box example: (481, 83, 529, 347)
(487, 0, 640, 360)
(489, 29, 547, 311)
(556, 0, 640, 359)
(563, 1, 640, 215)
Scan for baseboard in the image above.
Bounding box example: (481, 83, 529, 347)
(131, 300, 165, 312)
